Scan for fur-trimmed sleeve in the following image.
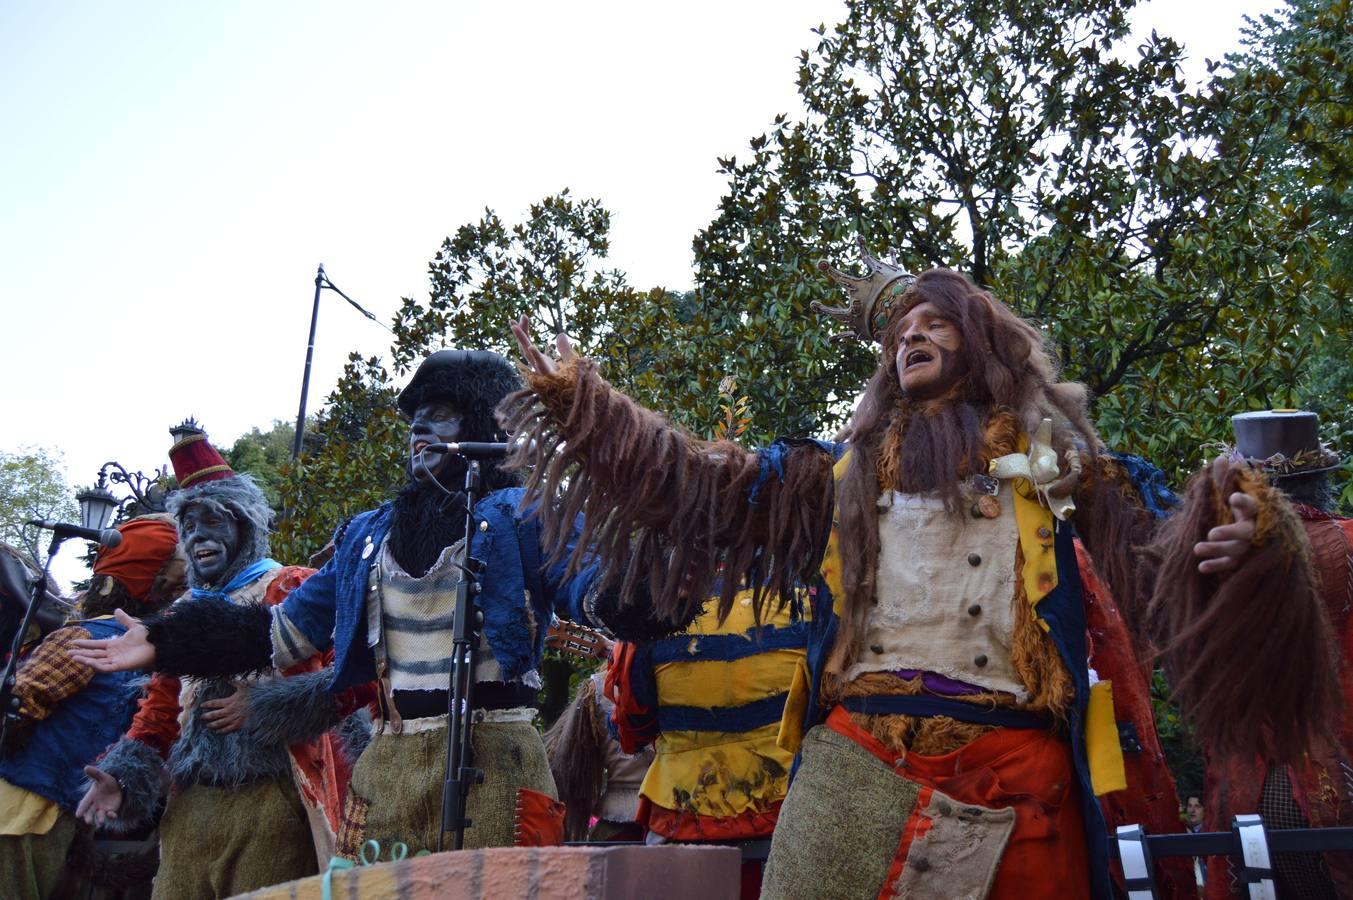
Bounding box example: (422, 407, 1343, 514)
(498, 357, 836, 627)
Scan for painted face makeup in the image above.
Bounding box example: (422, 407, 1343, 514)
(894, 301, 965, 399)
(409, 400, 465, 484)
(180, 505, 243, 586)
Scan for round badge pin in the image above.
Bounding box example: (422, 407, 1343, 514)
(977, 495, 1001, 519)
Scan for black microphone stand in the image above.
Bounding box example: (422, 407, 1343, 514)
(439, 457, 487, 852)
(0, 533, 67, 750)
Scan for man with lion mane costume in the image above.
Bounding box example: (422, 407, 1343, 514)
(500, 255, 1338, 900)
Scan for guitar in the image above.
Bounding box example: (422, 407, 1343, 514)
(544, 618, 611, 661)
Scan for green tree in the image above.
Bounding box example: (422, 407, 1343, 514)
(223, 420, 297, 511)
(690, 0, 1343, 478)
(0, 447, 78, 561)
(272, 356, 406, 565)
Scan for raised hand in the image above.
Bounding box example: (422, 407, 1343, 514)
(1193, 456, 1259, 575)
(510, 315, 575, 379)
(201, 682, 251, 734)
(76, 766, 122, 827)
(68, 608, 156, 673)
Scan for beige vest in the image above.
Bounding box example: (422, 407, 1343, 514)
(844, 483, 1025, 700)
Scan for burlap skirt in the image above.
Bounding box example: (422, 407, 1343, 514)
(335, 719, 556, 858)
(154, 777, 317, 899)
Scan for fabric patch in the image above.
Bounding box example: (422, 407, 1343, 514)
(761, 726, 919, 900)
(889, 789, 1015, 900)
(335, 788, 370, 860)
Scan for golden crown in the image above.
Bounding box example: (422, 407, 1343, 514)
(812, 239, 915, 343)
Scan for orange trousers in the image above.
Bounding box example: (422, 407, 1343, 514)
(826, 705, 1091, 900)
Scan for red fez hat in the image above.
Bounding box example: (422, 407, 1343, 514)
(92, 516, 181, 603)
(168, 419, 234, 488)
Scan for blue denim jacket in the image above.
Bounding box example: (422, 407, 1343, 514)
(279, 487, 595, 694)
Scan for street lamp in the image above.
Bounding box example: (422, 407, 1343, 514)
(76, 484, 118, 533)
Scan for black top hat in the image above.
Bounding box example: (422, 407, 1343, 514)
(1231, 409, 1343, 477)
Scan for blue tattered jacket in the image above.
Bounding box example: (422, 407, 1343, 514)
(278, 487, 594, 695)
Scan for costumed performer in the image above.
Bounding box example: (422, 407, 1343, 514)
(74, 422, 368, 898)
(71, 351, 653, 856)
(0, 515, 184, 900)
(496, 256, 1337, 900)
(1189, 410, 1352, 900)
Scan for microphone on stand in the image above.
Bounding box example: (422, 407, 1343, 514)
(423, 442, 511, 458)
(26, 520, 122, 548)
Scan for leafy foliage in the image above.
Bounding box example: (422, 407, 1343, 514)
(271, 356, 406, 564)
(0, 447, 78, 561)
(691, 0, 1349, 483)
(223, 420, 296, 512)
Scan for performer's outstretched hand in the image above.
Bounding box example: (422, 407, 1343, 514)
(201, 682, 251, 734)
(511, 314, 575, 378)
(76, 766, 122, 826)
(1193, 456, 1259, 576)
(68, 608, 156, 673)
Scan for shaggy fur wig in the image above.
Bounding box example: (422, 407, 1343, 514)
(167, 473, 273, 588)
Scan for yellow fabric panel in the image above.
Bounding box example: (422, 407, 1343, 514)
(656, 650, 805, 709)
(0, 778, 60, 836)
(686, 587, 798, 636)
(1011, 478, 1058, 611)
(641, 723, 794, 816)
(1086, 680, 1128, 796)
(777, 656, 811, 756)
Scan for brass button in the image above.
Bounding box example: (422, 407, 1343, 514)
(479, 520, 489, 533)
(967, 603, 982, 617)
(967, 553, 981, 567)
(912, 857, 930, 872)
(870, 643, 885, 654)
(1037, 526, 1052, 539)
(974, 654, 988, 667)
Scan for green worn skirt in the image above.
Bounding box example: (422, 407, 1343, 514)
(335, 720, 556, 859)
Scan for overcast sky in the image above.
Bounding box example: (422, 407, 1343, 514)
(1, 0, 1279, 583)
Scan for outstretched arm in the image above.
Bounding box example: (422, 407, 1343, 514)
(504, 317, 835, 628)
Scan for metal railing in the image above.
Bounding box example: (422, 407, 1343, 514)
(1115, 817, 1353, 899)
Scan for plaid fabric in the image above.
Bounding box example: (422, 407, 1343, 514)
(13, 626, 93, 723)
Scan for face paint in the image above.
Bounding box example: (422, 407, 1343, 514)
(180, 504, 243, 587)
(409, 400, 465, 484)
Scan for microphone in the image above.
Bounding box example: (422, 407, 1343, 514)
(423, 442, 511, 458)
(26, 520, 122, 547)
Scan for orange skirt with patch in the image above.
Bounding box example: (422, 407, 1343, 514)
(826, 705, 1091, 900)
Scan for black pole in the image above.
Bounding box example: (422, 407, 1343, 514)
(440, 459, 485, 851)
(291, 264, 325, 461)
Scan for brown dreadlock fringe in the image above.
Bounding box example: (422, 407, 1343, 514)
(542, 674, 609, 842)
(1146, 461, 1340, 765)
(498, 357, 836, 629)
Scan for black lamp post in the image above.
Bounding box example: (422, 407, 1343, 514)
(291, 264, 389, 462)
